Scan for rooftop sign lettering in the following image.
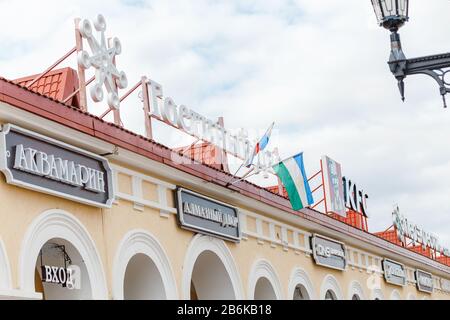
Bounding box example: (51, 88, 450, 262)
(392, 206, 450, 257)
(145, 79, 279, 169)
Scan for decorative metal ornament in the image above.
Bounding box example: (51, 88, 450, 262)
(77, 14, 128, 110)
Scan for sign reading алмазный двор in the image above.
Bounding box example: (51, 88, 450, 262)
(176, 187, 241, 242)
(0, 124, 114, 208)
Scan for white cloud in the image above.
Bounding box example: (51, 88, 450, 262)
(1, 0, 450, 246)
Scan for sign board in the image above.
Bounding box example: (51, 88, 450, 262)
(321, 156, 346, 217)
(176, 187, 241, 242)
(441, 279, 450, 293)
(415, 269, 434, 293)
(0, 124, 114, 208)
(311, 234, 347, 271)
(392, 206, 450, 257)
(382, 259, 406, 287)
(41, 265, 79, 289)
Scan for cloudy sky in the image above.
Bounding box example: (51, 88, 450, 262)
(1, 0, 450, 245)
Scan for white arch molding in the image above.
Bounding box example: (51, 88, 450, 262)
(248, 259, 283, 300)
(0, 239, 12, 291)
(320, 274, 343, 300)
(371, 288, 384, 300)
(348, 280, 365, 300)
(182, 234, 244, 300)
(112, 229, 177, 299)
(19, 209, 108, 299)
(287, 267, 315, 300)
(390, 290, 401, 300)
(407, 293, 416, 300)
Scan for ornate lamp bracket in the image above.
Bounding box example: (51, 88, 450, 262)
(388, 32, 450, 108)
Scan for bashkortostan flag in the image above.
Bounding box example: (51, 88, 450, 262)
(273, 152, 314, 210)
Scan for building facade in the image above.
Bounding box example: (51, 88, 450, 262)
(0, 75, 449, 300)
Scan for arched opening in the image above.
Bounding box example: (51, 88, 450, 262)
(348, 281, 365, 300)
(182, 235, 243, 300)
(293, 284, 310, 300)
(390, 290, 401, 300)
(288, 268, 314, 300)
(34, 238, 92, 300)
(254, 277, 277, 300)
(0, 240, 12, 292)
(320, 275, 342, 300)
(371, 289, 384, 300)
(407, 293, 416, 300)
(112, 230, 177, 300)
(190, 250, 235, 300)
(325, 289, 337, 300)
(20, 209, 107, 299)
(248, 259, 282, 300)
(123, 253, 166, 300)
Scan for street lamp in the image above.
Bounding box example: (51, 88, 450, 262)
(371, 0, 450, 108)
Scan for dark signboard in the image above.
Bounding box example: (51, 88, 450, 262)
(176, 187, 241, 242)
(311, 234, 347, 271)
(0, 124, 114, 208)
(382, 259, 406, 287)
(416, 269, 434, 293)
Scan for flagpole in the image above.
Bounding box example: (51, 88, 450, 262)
(225, 161, 248, 187)
(227, 168, 257, 186)
(225, 121, 275, 187)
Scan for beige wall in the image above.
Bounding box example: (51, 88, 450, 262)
(0, 158, 449, 300)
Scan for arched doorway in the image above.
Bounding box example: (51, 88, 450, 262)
(190, 250, 236, 300)
(254, 277, 277, 300)
(293, 284, 310, 300)
(182, 235, 243, 300)
(348, 281, 365, 300)
(20, 210, 107, 300)
(191, 251, 236, 300)
(112, 230, 177, 300)
(0, 239, 12, 293)
(34, 238, 92, 300)
(371, 288, 384, 300)
(325, 289, 338, 300)
(320, 275, 342, 300)
(123, 254, 166, 299)
(390, 290, 401, 300)
(288, 268, 314, 300)
(247, 259, 282, 300)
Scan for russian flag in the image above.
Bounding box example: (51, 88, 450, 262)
(245, 122, 275, 168)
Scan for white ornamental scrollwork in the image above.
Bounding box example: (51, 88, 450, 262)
(77, 14, 128, 110)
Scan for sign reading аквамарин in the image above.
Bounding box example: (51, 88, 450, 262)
(0, 124, 114, 208)
(176, 187, 240, 242)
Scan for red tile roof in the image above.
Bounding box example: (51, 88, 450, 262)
(266, 185, 288, 198)
(13, 67, 80, 108)
(174, 142, 228, 172)
(375, 229, 403, 246)
(330, 210, 369, 232)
